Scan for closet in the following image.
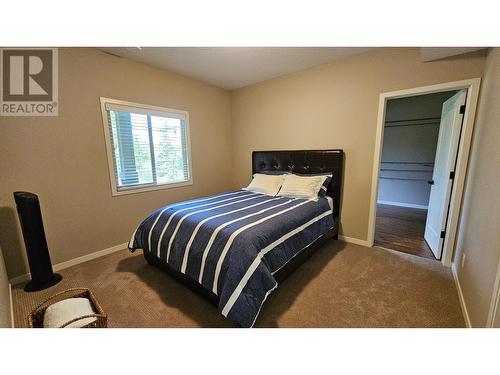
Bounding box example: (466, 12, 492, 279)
(375, 91, 458, 259)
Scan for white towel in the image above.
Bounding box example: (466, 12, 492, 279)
(43, 297, 96, 328)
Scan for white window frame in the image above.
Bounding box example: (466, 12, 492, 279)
(99, 97, 193, 196)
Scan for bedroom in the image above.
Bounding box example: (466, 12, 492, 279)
(0, 2, 499, 374)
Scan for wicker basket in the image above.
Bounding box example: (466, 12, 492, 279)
(28, 287, 107, 328)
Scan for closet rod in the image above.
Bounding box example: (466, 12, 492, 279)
(385, 122, 440, 128)
(380, 168, 432, 172)
(385, 116, 441, 123)
(385, 117, 441, 128)
(379, 176, 429, 182)
(381, 161, 434, 165)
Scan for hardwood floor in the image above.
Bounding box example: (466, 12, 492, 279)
(374, 204, 436, 260)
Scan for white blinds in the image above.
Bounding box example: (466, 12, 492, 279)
(105, 104, 190, 191)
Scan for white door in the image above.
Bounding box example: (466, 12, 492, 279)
(424, 90, 467, 259)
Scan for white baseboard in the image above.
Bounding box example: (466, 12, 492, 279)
(9, 282, 14, 328)
(338, 235, 371, 247)
(9, 273, 29, 286)
(452, 263, 471, 327)
(486, 256, 500, 327)
(377, 200, 428, 210)
(8, 242, 128, 286)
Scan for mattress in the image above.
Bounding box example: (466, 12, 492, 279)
(129, 190, 333, 327)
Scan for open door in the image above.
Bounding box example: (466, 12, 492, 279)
(424, 90, 467, 259)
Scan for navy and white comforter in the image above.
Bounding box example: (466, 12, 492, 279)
(128, 190, 333, 327)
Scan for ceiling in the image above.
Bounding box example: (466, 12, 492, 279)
(420, 47, 487, 62)
(101, 47, 488, 90)
(101, 47, 373, 90)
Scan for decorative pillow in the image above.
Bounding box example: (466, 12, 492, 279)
(243, 173, 285, 196)
(318, 175, 332, 197)
(292, 172, 332, 198)
(277, 174, 328, 200)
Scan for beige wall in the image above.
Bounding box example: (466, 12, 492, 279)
(0, 48, 233, 279)
(0, 246, 11, 327)
(0, 47, 491, 283)
(230, 48, 485, 240)
(453, 48, 500, 327)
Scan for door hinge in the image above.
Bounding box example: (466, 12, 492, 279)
(440, 230, 446, 239)
(449, 171, 455, 180)
(459, 105, 466, 114)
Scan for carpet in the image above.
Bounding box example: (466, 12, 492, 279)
(11, 241, 465, 327)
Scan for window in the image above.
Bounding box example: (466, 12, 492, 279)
(100, 98, 192, 195)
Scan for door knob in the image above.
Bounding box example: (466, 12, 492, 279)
(427, 180, 434, 185)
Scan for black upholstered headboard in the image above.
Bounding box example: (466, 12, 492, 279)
(252, 149, 344, 218)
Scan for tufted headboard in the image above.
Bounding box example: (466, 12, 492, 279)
(252, 149, 344, 219)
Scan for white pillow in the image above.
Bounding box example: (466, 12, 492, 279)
(244, 173, 285, 196)
(277, 174, 328, 200)
(43, 297, 96, 328)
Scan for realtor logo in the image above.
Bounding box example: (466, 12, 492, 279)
(1, 48, 58, 116)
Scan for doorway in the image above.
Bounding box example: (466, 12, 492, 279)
(368, 79, 482, 267)
(374, 91, 461, 260)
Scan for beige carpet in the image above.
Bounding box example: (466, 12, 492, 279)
(12, 241, 465, 328)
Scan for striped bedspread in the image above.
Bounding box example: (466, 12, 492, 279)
(128, 190, 333, 327)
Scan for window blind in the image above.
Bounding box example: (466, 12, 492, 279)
(103, 101, 190, 192)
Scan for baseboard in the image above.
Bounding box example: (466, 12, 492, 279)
(377, 200, 428, 210)
(9, 282, 14, 328)
(338, 235, 371, 247)
(452, 263, 471, 328)
(486, 256, 500, 327)
(9, 273, 29, 286)
(8, 242, 128, 286)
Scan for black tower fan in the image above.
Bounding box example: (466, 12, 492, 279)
(13, 192, 62, 292)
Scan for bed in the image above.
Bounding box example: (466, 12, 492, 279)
(128, 149, 344, 327)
